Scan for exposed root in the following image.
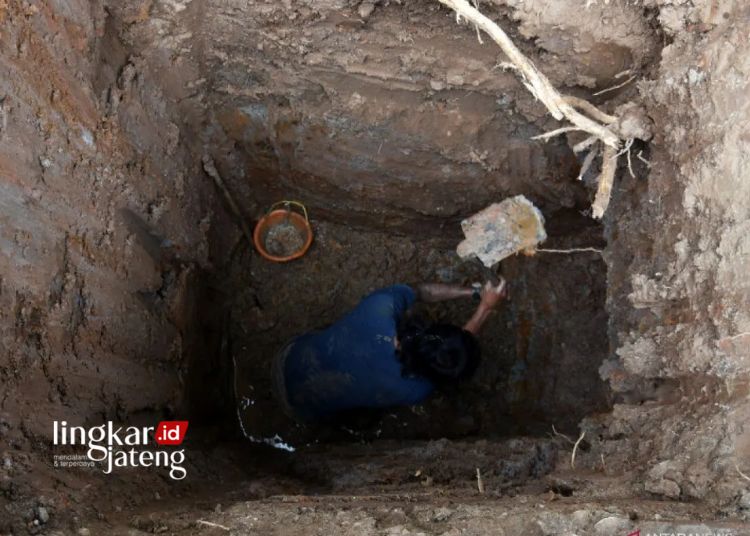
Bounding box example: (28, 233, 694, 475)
(593, 74, 637, 96)
(614, 137, 635, 158)
(476, 467, 485, 493)
(474, 24, 483, 44)
(493, 61, 518, 72)
(551, 424, 575, 445)
(736, 462, 750, 483)
(611, 138, 637, 179)
(573, 135, 599, 154)
(532, 126, 583, 142)
(571, 431, 586, 469)
(637, 150, 651, 168)
(438, 0, 651, 219)
(626, 143, 636, 179)
(614, 68, 633, 79)
(470, 0, 483, 44)
(564, 95, 617, 124)
(435, 0, 655, 220)
(577, 144, 599, 181)
(727, 332, 750, 341)
(591, 145, 618, 219)
(537, 247, 603, 255)
(437, 0, 620, 148)
(196, 520, 231, 531)
(203, 155, 255, 247)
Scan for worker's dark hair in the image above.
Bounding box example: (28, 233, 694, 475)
(396, 315, 480, 385)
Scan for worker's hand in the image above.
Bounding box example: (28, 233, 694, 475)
(479, 278, 507, 309)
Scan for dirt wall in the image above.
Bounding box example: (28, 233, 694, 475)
(199, 0, 653, 229)
(586, 0, 750, 508)
(0, 0, 219, 459)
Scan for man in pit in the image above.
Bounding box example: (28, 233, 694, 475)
(272, 280, 507, 424)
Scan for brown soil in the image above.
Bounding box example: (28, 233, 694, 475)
(1, 0, 750, 533)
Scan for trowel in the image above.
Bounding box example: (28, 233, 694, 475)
(457, 195, 547, 285)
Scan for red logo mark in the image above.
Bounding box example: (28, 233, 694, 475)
(155, 421, 189, 445)
(627, 531, 640, 536)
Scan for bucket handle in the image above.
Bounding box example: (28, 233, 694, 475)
(267, 200, 309, 223)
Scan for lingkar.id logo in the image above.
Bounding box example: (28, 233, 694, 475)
(53, 420, 188, 480)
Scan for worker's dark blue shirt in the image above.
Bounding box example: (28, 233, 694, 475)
(281, 285, 434, 421)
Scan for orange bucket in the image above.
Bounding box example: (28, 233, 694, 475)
(253, 201, 313, 262)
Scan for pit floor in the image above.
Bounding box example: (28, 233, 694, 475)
(227, 217, 611, 449)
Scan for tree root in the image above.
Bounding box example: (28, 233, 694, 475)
(577, 143, 599, 181)
(532, 126, 583, 142)
(439, 0, 619, 148)
(591, 145, 618, 219)
(537, 247, 603, 255)
(564, 95, 617, 125)
(436, 0, 653, 219)
(571, 431, 586, 469)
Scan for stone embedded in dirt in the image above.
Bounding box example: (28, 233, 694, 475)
(645, 461, 682, 499)
(570, 509, 593, 528)
(431, 507, 453, 522)
(384, 525, 425, 536)
(36, 506, 49, 524)
(429, 80, 446, 91)
(358, 1, 375, 19)
(645, 477, 681, 499)
(456, 195, 547, 267)
(264, 223, 306, 257)
(593, 515, 632, 535)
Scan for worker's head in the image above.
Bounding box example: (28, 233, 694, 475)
(396, 317, 480, 385)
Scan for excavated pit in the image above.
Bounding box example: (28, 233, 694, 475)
(2, 0, 750, 534)
(228, 214, 609, 447)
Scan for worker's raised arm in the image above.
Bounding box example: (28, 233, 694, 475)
(414, 283, 474, 303)
(463, 279, 507, 336)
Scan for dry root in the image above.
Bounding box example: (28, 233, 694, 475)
(736, 462, 750, 483)
(436, 0, 653, 219)
(577, 142, 599, 181)
(203, 155, 255, 245)
(532, 126, 583, 142)
(591, 145, 618, 219)
(550, 424, 575, 445)
(440, 0, 619, 147)
(571, 431, 586, 469)
(476, 467, 485, 493)
(537, 247, 603, 255)
(564, 95, 616, 125)
(196, 520, 231, 531)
